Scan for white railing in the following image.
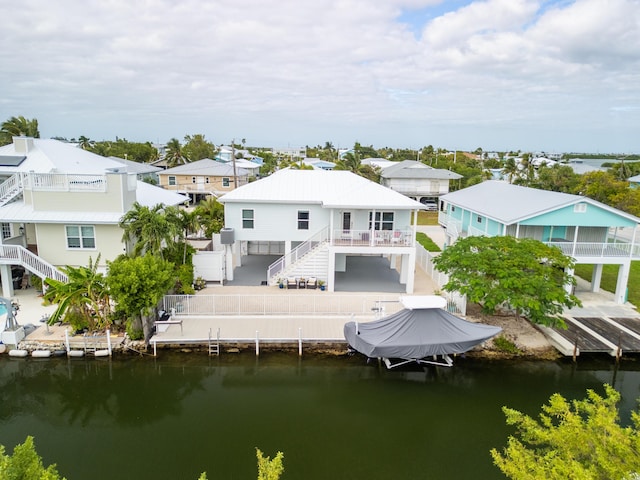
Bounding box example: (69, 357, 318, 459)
(163, 294, 404, 317)
(24, 173, 106, 192)
(0, 174, 23, 205)
(0, 245, 68, 282)
(331, 229, 414, 247)
(267, 227, 329, 282)
(545, 241, 640, 259)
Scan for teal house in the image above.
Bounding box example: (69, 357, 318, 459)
(439, 181, 640, 304)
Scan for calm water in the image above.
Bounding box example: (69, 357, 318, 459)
(1, 352, 639, 480)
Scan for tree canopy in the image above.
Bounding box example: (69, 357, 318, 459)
(491, 384, 640, 480)
(0, 116, 40, 146)
(433, 236, 580, 326)
(0, 436, 64, 480)
(182, 134, 217, 161)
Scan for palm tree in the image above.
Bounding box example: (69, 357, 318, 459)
(164, 138, 187, 167)
(77, 135, 94, 150)
(502, 158, 518, 184)
(120, 202, 181, 258)
(194, 196, 224, 238)
(44, 255, 111, 330)
(0, 116, 40, 146)
(165, 206, 201, 263)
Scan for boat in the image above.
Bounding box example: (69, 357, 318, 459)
(344, 295, 502, 368)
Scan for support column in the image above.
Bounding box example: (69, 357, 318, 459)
(327, 250, 336, 292)
(591, 264, 603, 293)
(402, 250, 416, 294)
(564, 267, 574, 296)
(225, 244, 234, 281)
(0, 264, 13, 298)
(614, 260, 631, 304)
(284, 241, 292, 267)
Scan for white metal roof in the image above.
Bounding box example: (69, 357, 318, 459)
(442, 180, 640, 224)
(381, 160, 463, 180)
(218, 168, 424, 210)
(160, 158, 250, 176)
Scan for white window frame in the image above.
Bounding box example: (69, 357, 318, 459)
(297, 210, 310, 230)
(168, 176, 176, 186)
(65, 225, 96, 249)
(369, 211, 394, 231)
(223, 177, 230, 187)
(1, 223, 12, 239)
(242, 209, 254, 229)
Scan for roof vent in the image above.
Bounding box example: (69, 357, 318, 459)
(13, 137, 34, 154)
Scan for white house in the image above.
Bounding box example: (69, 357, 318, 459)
(217, 169, 425, 293)
(378, 160, 462, 205)
(0, 137, 188, 297)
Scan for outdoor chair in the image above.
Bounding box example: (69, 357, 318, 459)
(306, 277, 317, 289)
(286, 277, 297, 289)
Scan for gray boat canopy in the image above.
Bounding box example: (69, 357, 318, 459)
(344, 296, 502, 361)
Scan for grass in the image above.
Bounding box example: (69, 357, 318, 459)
(574, 261, 640, 306)
(417, 211, 439, 225)
(416, 232, 441, 252)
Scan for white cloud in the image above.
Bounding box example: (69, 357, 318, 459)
(0, 0, 639, 152)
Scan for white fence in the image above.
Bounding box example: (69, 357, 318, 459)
(415, 243, 467, 315)
(163, 294, 404, 317)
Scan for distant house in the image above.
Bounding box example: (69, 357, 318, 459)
(628, 174, 640, 189)
(439, 180, 640, 304)
(217, 169, 425, 293)
(109, 156, 162, 184)
(158, 159, 249, 203)
(379, 160, 462, 205)
(0, 137, 187, 297)
(302, 158, 335, 170)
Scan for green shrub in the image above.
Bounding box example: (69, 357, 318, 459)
(493, 336, 521, 355)
(65, 307, 89, 332)
(126, 320, 143, 340)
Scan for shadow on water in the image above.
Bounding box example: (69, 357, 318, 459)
(1, 352, 639, 480)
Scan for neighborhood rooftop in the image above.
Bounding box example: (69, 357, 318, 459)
(442, 180, 640, 225)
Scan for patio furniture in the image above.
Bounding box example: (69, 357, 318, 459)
(306, 277, 317, 289)
(286, 277, 297, 289)
(298, 278, 307, 289)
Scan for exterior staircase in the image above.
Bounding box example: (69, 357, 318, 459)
(0, 174, 24, 207)
(0, 244, 68, 283)
(267, 227, 330, 285)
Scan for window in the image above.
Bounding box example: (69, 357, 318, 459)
(368, 211, 394, 230)
(242, 209, 254, 229)
(298, 211, 309, 230)
(205, 177, 210, 184)
(1, 223, 12, 239)
(476, 216, 483, 224)
(168, 176, 176, 186)
(223, 177, 230, 187)
(66, 225, 96, 249)
(574, 203, 587, 213)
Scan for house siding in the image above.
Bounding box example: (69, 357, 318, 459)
(520, 203, 636, 228)
(35, 223, 123, 267)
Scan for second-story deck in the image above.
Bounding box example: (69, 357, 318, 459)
(330, 229, 414, 247)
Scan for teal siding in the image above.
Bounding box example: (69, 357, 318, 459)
(520, 203, 636, 228)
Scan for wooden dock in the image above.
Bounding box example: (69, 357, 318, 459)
(543, 316, 640, 357)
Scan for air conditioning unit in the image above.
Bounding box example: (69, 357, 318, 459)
(220, 228, 234, 245)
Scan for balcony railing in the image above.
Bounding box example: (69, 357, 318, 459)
(330, 229, 414, 247)
(545, 241, 640, 259)
(23, 173, 107, 192)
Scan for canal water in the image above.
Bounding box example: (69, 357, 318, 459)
(1, 352, 639, 480)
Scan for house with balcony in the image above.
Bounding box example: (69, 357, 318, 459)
(379, 160, 462, 205)
(217, 169, 425, 293)
(158, 159, 249, 203)
(439, 181, 640, 304)
(0, 137, 188, 297)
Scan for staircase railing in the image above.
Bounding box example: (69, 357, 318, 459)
(0, 173, 24, 206)
(267, 226, 329, 283)
(0, 245, 68, 282)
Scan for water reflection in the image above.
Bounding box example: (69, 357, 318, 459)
(0, 353, 638, 480)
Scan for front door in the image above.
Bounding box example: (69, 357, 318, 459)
(342, 212, 352, 232)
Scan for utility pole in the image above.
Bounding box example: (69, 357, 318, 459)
(231, 139, 238, 188)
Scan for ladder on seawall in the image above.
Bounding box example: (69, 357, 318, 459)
(208, 328, 220, 356)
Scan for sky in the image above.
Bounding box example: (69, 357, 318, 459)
(1, 0, 639, 154)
